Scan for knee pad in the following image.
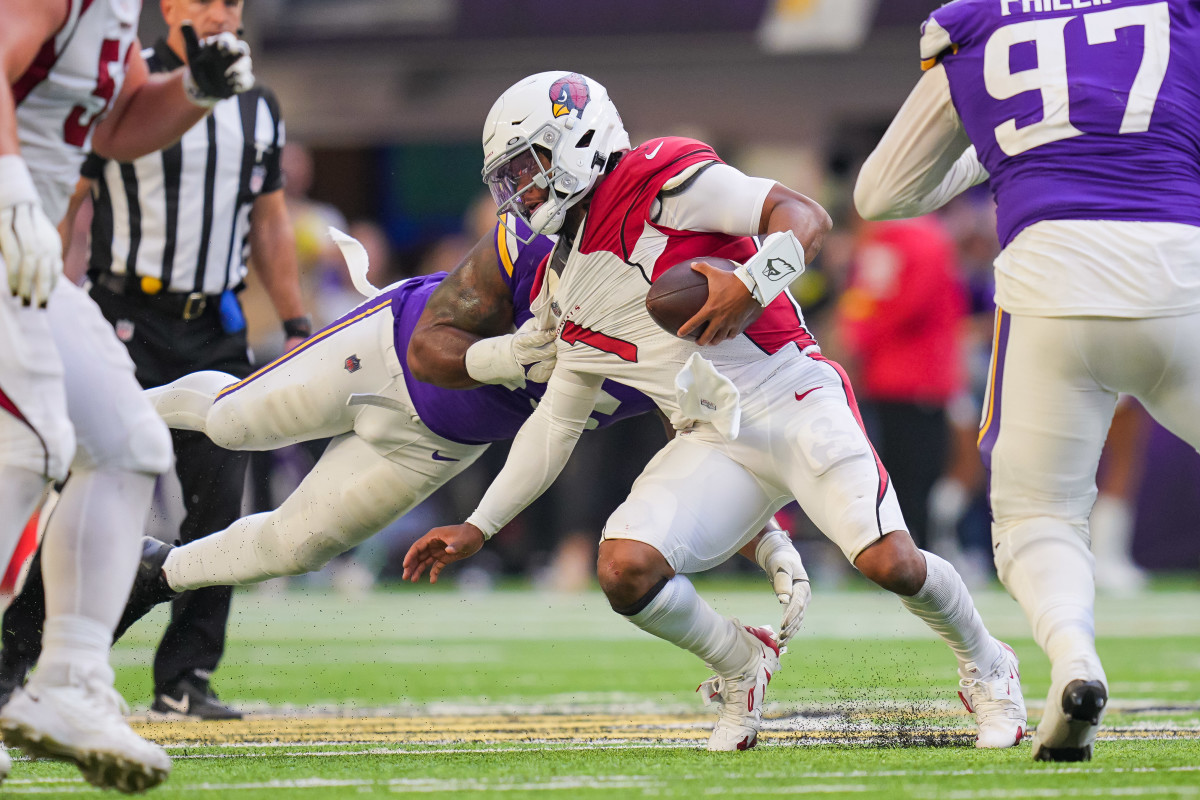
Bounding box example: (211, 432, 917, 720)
(70, 411, 173, 474)
(992, 516, 1091, 586)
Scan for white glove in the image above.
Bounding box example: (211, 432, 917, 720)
(181, 22, 255, 107)
(754, 525, 811, 645)
(0, 155, 62, 308)
(464, 318, 557, 391)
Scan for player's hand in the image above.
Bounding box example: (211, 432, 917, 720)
(402, 523, 485, 584)
(283, 335, 307, 353)
(677, 261, 763, 346)
(181, 21, 255, 106)
(754, 525, 811, 645)
(0, 156, 63, 308)
(464, 320, 557, 390)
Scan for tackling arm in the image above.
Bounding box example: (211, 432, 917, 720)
(854, 64, 986, 221)
(408, 231, 516, 387)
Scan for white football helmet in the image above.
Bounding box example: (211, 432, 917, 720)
(482, 71, 630, 238)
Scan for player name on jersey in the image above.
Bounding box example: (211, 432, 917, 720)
(1001, 0, 1113, 15)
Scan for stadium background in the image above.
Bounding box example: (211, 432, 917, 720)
(4, 1, 1195, 796)
(116, 0, 1200, 587)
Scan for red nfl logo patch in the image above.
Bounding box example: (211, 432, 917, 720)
(344, 355, 361, 373)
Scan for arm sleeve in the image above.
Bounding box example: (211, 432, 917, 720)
(653, 163, 775, 236)
(853, 64, 986, 221)
(465, 366, 603, 537)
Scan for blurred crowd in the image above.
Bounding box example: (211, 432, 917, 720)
(92, 139, 1192, 598)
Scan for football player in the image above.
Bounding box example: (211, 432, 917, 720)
(3, 215, 810, 669)
(403, 71, 1026, 752)
(855, 0, 1200, 762)
(0, 0, 253, 789)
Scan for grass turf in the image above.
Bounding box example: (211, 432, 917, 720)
(2, 579, 1197, 797)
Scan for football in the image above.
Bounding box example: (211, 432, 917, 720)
(645, 257, 740, 340)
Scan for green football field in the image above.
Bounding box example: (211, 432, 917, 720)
(3, 578, 1198, 798)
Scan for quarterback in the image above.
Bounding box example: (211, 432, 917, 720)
(0, 0, 254, 789)
(404, 71, 1026, 752)
(856, 0, 1200, 762)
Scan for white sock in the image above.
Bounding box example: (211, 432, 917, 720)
(37, 613, 114, 682)
(900, 551, 1003, 673)
(145, 370, 236, 432)
(41, 468, 153, 628)
(627, 575, 754, 677)
(997, 521, 1100, 683)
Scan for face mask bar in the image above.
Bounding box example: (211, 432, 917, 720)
(482, 124, 567, 242)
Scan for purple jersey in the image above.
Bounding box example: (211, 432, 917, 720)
(385, 217, 656, 445)
(924, 0, 1200, 246)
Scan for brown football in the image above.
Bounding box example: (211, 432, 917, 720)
(645, 257, 740, 340)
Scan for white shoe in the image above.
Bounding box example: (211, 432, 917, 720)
(958, 640, 1027, 748)
(0, 669, 170, 793)
(1032, 674, 1108, 762)
(697, 625, 781, 752)
(0, 742, 10, 783)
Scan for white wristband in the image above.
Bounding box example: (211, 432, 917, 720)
(0, 155, 41, 207)
(739, 230, 806, 306)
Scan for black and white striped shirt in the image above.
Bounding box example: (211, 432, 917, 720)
(83, 38, 285, 297)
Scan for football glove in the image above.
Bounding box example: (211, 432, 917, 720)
(0, 155, 62, 308)
(464, 318, 557, 391)
(181, 22, 255, 107)
(754, 525, 811, 646)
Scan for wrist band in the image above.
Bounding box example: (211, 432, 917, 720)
(282, 315, 312, 339)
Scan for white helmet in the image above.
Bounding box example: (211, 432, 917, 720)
(482, 71, 630, 238)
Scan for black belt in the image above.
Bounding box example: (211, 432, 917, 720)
(94, 273, 219, 321)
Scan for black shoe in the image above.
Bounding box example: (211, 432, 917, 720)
(150, 677, 243, 721)
(1033, 679, 1108, 762)
(112, 537, 179, 642)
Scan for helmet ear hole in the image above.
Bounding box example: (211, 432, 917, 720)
(575, 130, 594, 148)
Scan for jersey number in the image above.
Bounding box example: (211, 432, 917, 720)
(983, 3, 1171, 156)
(63, 39, 122, 147)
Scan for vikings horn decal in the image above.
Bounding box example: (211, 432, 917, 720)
(549, 73, 590, 118)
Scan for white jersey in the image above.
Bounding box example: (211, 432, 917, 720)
(14, 0, 142, 223)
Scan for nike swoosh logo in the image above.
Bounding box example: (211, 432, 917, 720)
(794, 388, 818, 403)
(431, 451, 460, 462)
(644, 142, 663, 159)
(157, 693, 190, 714)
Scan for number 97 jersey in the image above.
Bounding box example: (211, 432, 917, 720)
(922, 0, 1200, 248)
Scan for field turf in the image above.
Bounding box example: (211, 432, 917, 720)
(2, 578, 1197, 798)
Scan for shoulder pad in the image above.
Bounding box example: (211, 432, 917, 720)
(919, 17, 956, 71)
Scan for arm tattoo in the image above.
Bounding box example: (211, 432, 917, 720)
(425, 242, 515, 337)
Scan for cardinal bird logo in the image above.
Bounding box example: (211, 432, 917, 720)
(549, 73, 590, 118)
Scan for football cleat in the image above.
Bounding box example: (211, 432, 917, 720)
(150, 676, 242, 721)
(0, 668, 170, 793)
(112, 537, 179, 642)
(1032, 678, 1108, 762)
(958, 640, 1027, 748)
(697, 625, 781, 752)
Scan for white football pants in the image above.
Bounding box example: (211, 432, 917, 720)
(152, 296, 486, 589)
(983, 310, 1200, 682)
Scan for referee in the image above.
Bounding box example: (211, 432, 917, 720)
(0, 0, 309, 720)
